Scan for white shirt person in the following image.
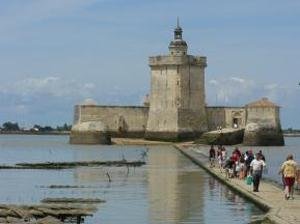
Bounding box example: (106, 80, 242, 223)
(250, 154, 266, 192)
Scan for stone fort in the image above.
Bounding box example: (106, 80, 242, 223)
(70, 22, 284, 146)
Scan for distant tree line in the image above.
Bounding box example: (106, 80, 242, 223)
(0, 122, 71, 132)
(283, 128, 300, 133)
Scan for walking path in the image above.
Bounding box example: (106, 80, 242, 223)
(175, 144, 300, 224)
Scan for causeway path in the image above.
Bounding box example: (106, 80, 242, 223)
(175, 144, 300, 224)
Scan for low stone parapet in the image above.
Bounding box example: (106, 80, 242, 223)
(69, 130, 111, 145)
(69, 121, 111, 145)
(195, 128, 244, 145)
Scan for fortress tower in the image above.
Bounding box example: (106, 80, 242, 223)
(145, 20, 208, 140)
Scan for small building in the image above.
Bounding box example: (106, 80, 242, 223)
(243, 97, 284, 146)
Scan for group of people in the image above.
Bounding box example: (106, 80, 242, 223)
(209, 145, 298, 199)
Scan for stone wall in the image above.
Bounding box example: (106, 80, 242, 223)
(74, 105, 149, 138)
(224, 107, 246, 128)
(206, 107, 226, 130)
(246, 107, 278, 127)
(206, 107, 245, 130)
(145, 64, 179, 139)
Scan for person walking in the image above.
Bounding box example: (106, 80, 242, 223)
(239, 153, 246, 179)
(245, 150, 254, 175)
(250, 153, 266, 192)
(217, 146, 223, 171)
(279, 154, 297, 200)
(258, 150, 266, 162)
(209, 145, 216, 167)
(221, 146, 227, 168)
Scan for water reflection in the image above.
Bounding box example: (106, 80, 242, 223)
(0, 135, 265, 224)
(205, 176, 263, 223)
(147, 146, 204, 223)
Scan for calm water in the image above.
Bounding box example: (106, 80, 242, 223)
(0, 135, 270, 223)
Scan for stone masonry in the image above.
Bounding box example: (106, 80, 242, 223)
(145, 20, 208, 140)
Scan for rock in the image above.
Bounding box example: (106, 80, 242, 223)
(243, 123, 284, 146)
(69, 121, 111, 144)
(195, 128, 244, 145)
(6, 216, 24, 223)
(28, 209, 44, 217)
(35, 216, 63, 224)
(41, 198, 105, 204)
(35, 208, 58, 217)
(0, 208, 19, 218)
(8, 160, 145, 169)
(10, 206, 31, 219)
(0, 203, 97, 223)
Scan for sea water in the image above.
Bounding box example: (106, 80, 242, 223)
(0, 135, 286, 223)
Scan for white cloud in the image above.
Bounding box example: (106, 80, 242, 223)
(206, 76, 288, 106)
(83, 83, 95, 90)
(264, 83, 278, 90)
(208, 79, 218, 86)
(2, 76, 95, 98)
(229, 76, 245, 83)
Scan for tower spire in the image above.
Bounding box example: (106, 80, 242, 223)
(169, 19, 187, 55)
(174, 17, 182, 40)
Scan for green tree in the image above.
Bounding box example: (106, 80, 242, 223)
(56, 123, 71, 131)
(2, 122, 20, 131)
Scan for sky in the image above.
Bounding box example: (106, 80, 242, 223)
(0, 0, 299, 128)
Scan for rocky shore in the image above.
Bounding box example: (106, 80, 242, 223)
(0, 198, 103, 224)
(0, 160, 146, 170)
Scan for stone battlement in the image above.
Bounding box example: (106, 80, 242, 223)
(76, 105, 147, 109)
(149, 55, 206, 67)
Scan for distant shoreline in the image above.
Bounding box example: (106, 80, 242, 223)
(0, 131, 299, 140)
(283, 133, 300, 137)
(0, 131, 70, 135)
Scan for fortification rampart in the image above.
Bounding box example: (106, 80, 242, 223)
(149, 55, 206, 66)
(70, 24, 284, 145)
(74, 105, 149, 138)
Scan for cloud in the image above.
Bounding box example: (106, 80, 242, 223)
(0, 76, 97, 125)
(3, 76, 95, 98)
(206, 75, 300, 128)
(206, 75, 292, 106)
(207, 75, 256, 105)
(0, 75, 146, 126)
(264, 83, 278, 90)
(229, 76, 245, 83)
(208, 79, 218, 86)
